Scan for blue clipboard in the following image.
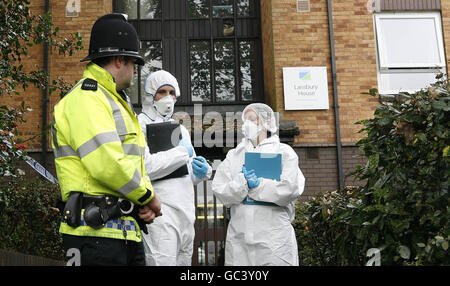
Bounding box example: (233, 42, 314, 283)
(244, 152, 282, 181)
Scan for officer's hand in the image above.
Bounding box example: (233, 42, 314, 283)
(138, 206, 156, 223)
(148, 193, 162, 217)
(139, 193, 162, 223)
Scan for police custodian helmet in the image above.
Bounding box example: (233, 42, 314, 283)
(81, 13, 145, 65)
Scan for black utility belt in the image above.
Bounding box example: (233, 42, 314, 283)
(62, 192, 148, 234)
(153, 164, 189, 182)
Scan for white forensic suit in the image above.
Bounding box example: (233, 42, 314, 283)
(212, 103, 305, 266)
(138, 70, 212, 266)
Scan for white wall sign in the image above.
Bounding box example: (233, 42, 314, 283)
(283, 67, 329, 110)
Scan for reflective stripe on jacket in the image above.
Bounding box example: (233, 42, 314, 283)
(52, 63, 154, 242)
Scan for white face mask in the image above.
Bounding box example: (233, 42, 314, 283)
(242, 120, 262, 141)
(153, 94, 175, 117)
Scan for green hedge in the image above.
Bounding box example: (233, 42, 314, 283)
(294, 187, 368, 266)
(0, 177, 64, 261)
(294, 77, 450, 266)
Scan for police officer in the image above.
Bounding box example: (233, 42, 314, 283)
(52, 13, 161, 266)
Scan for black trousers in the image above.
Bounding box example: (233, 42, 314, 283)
(62, 234, 146, 266)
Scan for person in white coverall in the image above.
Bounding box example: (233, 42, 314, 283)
(138, 70, 212, 266)
(212, 103, 305, 266)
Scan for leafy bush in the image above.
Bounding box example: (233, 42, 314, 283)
(0, 103, 29, 178)
(295, 76, 450, 266)
(0, 0, 83, 98)
(0, 177, 64, 260)
(294, 187, 367, 266)
(0, 0, 82, 261)
(1, 0, 83, 180)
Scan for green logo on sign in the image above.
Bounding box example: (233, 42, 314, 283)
(299, 72, 311, 80)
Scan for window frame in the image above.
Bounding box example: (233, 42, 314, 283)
(374, 12, 446, 69)
(113, 0, 264, 107)
(373, 11, 447, 95)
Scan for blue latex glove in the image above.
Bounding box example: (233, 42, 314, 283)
(242, 166, 260, 189)
(178, 137, 193, 157)
(192, 156, 209, 179)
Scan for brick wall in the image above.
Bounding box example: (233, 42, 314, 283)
(295, 145, 367, 202)
(262, 0, 380, 145)
(331, 0, 380, 143)
(8, 1, 113, 152)
(260, 0, 276, 109)
(3, 0, 47, 151)
(49, 0, 113, 90)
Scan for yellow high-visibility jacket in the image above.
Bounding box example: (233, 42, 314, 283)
(52, 63, 154, 242)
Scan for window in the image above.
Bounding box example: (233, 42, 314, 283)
(237, 0, 257, 16)
(374, 12, 446, 94)
(214, 41, 236, 102)
(117, 0, 161, 19)
(189, 0, 210, 18)
(114, 0, 263, 106)
(239, 41, 258, 101)
(190, 41, 212, 102)
(140, 0, 161, 19)
(116, 0, 138, 19)
(212, 0, 233, 17)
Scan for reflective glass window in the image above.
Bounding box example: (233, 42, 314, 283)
(189, 0, 210, 18)
(214, 41, 235, 102)
(190, 41, 212, 102)
(212, 0, 233, 17)
(140, 0, 162, 19)
(239, 41, 257, 101)
(116, 0, 138, 19)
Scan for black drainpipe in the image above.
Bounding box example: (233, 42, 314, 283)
(41, 0, 50, 170)
(326, 0, 344, 190)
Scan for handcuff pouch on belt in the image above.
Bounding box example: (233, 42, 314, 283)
(83, 199, 122, 230)
(63, 192, 146, 233)
(63, 191, 83, 227)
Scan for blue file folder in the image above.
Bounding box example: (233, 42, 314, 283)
(244, 152, 282, 181)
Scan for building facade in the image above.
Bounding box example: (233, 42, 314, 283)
(5, 0, 450, 264)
